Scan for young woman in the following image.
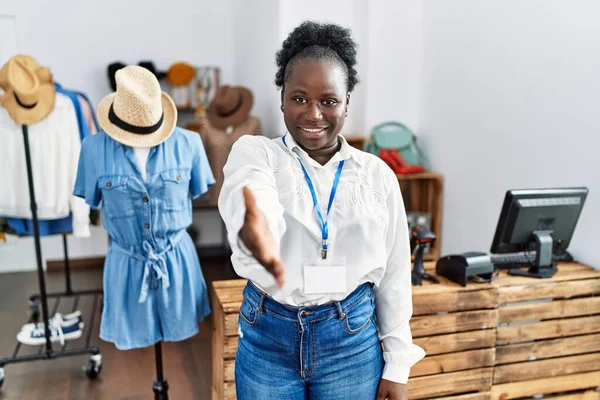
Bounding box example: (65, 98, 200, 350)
(218, 21, 425, 400)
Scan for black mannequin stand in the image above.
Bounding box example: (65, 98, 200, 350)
(153, 342, 169, 399)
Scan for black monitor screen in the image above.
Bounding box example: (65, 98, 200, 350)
(490, 188, 588, 254)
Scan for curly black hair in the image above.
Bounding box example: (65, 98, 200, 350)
(275, 21, 359, 92)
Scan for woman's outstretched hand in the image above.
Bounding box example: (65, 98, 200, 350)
(239, 187, 285, 288)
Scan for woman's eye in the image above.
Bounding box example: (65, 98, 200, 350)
(293, 97, 307, 104)
(323, 99, 337, 106)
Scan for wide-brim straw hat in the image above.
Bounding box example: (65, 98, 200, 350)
(97, 65, 177, 148)
(0, 55, 56, 125)
(206, 85, 253, 129)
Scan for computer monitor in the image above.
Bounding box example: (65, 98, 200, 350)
(490, 187, 588, 278)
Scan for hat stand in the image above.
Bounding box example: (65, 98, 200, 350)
(0, 125, 103, 390)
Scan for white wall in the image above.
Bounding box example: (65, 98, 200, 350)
(364, 0, 423, 135)
(419, 0, 600, 267)
(14, 0, 235, 107)
(232, 0, 281, 138)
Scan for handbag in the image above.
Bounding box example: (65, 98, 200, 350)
(364, 121, 426, 167)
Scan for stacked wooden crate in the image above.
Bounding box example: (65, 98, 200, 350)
(491, 263, 600, 400)
(210, 263, 600, 400)
(210, 279, 245, 400)
(407, 272, 497, 399)
(210, 268, 497, 400)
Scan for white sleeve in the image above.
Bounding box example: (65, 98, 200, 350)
(218, 136, 286, 267)
(66, 102, 91, 238)
(374, 168, 426, 384)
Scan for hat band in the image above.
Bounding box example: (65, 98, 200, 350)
(14, 92, 37, 109)
(109, 102, 164, 135)
(217, 93, 243, 118)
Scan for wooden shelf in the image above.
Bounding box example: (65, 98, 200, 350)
(397, 172, 442, 180)
(398, 172, 444, 261)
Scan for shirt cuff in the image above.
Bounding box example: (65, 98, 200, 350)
(381, 361, 411, 384)
(72, 221, 91, 238)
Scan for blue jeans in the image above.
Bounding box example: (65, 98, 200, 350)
(235, 282, 384, 400)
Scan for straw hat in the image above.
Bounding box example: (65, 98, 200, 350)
(97, 65, 177, 148)
(206, 85, 253, 129)
(0, 55, 56, 125)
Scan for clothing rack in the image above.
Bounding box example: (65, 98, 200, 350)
(0, 125, 103, 390)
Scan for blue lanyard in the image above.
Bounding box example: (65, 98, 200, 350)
(283, 135, 344, 259)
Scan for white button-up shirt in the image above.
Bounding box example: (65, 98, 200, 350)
(218, 133, 425, 383)
(0, 93, 90, 237)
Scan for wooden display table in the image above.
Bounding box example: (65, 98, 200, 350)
(210, 262, 600, 400)
(490, 263, 600, 400)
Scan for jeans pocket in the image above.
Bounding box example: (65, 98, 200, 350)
(239, 298, 259, 326)
(344, 297, 375, 335)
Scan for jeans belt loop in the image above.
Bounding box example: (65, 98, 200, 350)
(334, 300, 346, 320)
(258, 292, 266, 314)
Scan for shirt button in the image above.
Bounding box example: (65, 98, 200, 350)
(143, 196, 149, 203)
(144, 223, 150, 229)
(106, 182, 112, 188)
(176, 175, 182, 182)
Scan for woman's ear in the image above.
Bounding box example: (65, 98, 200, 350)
(280, 89, 285, 112)
(345, 93, 351, 116)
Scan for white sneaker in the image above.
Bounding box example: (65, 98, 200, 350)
(21, 311, 84, 332)
(17, 317, 83, 346)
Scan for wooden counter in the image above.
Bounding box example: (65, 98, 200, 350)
(210, 262, 600, 399)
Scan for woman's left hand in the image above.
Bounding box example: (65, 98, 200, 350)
(377, 379, 408, 400)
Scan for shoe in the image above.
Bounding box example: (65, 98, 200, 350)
(379, 149, 403, 173)
(21, 311, 84, 332)
(17, 317, 83, 346)
(387, 149, 426, 174)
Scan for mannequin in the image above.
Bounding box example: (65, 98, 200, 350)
(74, 66, 214, 400)
(196, 85, 261, 203)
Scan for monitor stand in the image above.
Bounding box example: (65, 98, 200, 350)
(508, 231, 557, 278)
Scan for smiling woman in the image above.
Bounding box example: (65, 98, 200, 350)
(218, 20, 425, 400)
(276, 21, 358, 162)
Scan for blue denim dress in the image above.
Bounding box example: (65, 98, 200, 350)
(74, 128, 214, 350)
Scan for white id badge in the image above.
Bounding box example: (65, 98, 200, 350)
(303, 256, 347, 294)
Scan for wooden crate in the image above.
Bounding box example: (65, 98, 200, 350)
(398, 172, 444, 261)
(211, 280, 245, 400)
(211, 261, 494, 400)
(342, 135, 444, 262)
(408, 265, 496, 399)
(491, 263, 600, 400)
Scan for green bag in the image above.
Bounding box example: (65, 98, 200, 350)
(364, 121, 425, 166)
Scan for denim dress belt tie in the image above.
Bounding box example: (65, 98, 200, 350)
(111, 230, 185, 304)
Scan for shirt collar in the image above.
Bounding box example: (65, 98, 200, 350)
(282, 133, 354, 166)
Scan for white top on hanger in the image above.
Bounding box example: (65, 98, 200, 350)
(0, 93, 90, 237)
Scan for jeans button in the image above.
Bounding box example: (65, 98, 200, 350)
(143, 196, 149, 203)
(144, 223, 150, 229)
